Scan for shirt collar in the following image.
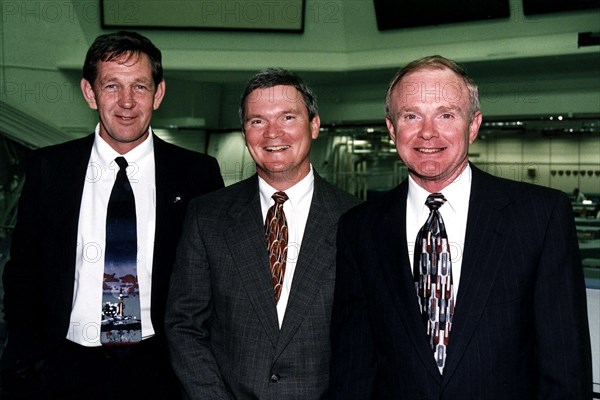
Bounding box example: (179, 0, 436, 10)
(258, 165, 315, 209)
(408, 164, 472, 214)
(92, 123, 154, 166)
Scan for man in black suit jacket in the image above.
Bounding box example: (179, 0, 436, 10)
(165, 68, 359, 399)
(330, 55, 592, 399)
(0, 31, 224, 399)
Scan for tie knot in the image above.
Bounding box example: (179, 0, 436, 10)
(425, 193, 446, 211)
(272, 191, 288, 205)
(115, 156, 129, 172)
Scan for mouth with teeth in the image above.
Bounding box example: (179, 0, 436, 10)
(417, 147, 444, 153)
(115, 115, 138, 123)
(265, 145, 290, 152)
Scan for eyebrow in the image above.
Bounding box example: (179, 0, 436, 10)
(398, 106, 419, 113)
(97, 77, 154, 86)
(400, 105, 463, 112)
(245, 108, 300, 120)
(437, 105, 465, 114)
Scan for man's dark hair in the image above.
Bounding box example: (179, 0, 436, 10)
(83, 31, 163, 87)
(239, 68, 318, 126)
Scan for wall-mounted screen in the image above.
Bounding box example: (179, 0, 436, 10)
(373, 0, 510, 30)
(101, 0, 305, 32)
(522, 0, 599, 15)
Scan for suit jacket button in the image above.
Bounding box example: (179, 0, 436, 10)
(270, 373, 280, 383)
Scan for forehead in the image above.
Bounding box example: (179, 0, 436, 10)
(96, 53, 153, 80)
(245, 85, 305, 111)
(392, 68, 468, 107)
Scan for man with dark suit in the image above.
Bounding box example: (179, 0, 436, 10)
(330, 55, 592, 399)
(165, 68, 359, 399)
(0, 31, 224, 399)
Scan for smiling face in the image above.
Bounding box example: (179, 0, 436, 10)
(243, 85, 320, 190)
(81, 52, 165, 154)
(386, 68, 481, 192)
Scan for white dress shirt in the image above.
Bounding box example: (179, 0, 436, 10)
(406, 165, 472, 299)
(259, 167, 314, 328)
(67, 125, 156, 346)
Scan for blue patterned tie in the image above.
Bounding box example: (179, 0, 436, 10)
(101, 157, 141, 345)
(414, 193, 454, 372)
(265, 191, 289, 303)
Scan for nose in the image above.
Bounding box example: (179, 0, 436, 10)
(117, 87, 135, 109)
(263, 122, 282, 139)
(418, 117, 438, 140)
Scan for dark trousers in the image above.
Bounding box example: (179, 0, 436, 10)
(0, 338, 181, 400)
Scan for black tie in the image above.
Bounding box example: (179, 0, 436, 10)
(101, 156, 142, 345)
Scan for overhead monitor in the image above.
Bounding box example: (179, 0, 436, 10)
(101, 0, 305, 32)
(522, 0, 599, 15)
(373, 0, 510, 30)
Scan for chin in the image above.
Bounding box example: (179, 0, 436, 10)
(408, 160, 440, 174)
(262, 162, 291, 172)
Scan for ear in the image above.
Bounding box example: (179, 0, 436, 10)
(80, 78, 98, 110)
(386, 117, 396, 144)
(153, 80, 166, 110)
(468, 111, 482, 144)
(310, 114, 321, 140)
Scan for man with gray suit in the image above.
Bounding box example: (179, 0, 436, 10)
(165, 68, 359, 399)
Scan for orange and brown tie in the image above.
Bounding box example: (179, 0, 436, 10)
(265, 191, 289, 303)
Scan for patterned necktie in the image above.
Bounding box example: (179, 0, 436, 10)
(265, 191, 289, 304)
(101, 156, 141, 345)
(414, 193, 454, 372)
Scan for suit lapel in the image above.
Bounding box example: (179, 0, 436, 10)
(377, 182, 445, 382)
(224, 177, 280, 346)
(152, 137, 177, 281)
(59, 135, 95, 308)
(441, 166, 512, 384)
(275, 175, 337, 354)
(362, 167, 514, 384)
(153, 136, 170, 229)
